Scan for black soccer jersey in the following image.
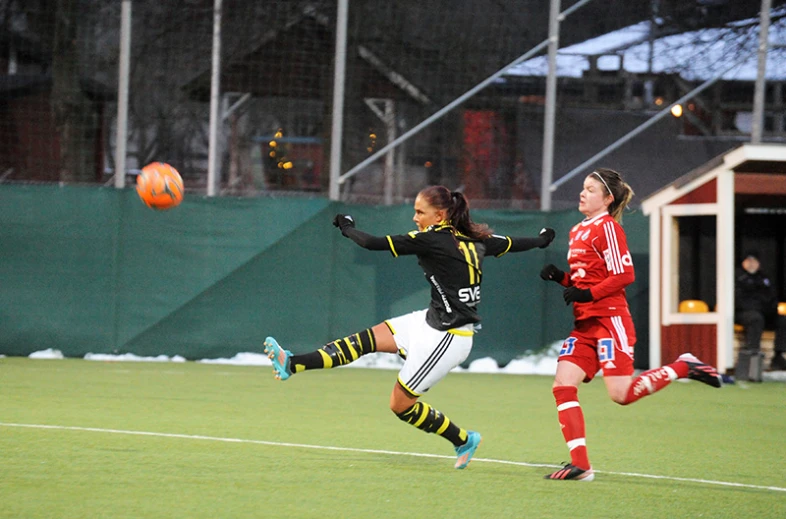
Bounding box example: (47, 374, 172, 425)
(386, 224, 516, 331)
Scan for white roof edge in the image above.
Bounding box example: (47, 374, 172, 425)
(724, 143, 786, 165)
(642, 144, 786, 215)
(641, 167, 721, 214)
(641, 185, 676, 215)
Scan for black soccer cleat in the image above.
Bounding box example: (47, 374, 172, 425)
(677, 353, 722, 388)
(544, 463, 595, 481)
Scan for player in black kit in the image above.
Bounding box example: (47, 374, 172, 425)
(265, 185, 555, 469)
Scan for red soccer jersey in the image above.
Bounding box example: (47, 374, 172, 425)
(563, 212, 635, 320)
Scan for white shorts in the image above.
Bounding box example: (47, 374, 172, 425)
(385, 309, 474, 397)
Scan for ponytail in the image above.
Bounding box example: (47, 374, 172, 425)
(418, 186, 492, 239)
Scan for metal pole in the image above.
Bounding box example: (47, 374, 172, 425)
(383, 100, 396, 205)
(540, 0, 561, 211)
(329, 0, 349, 201)
(338, 0, 595, 186)
(8, 41, 17, 74)
(751, 0, 772, 144)
(114, 0, 131, 188)
(395, 120, 406, 200)
(206, 0, 223, 197)
(550, 53, 756, 192)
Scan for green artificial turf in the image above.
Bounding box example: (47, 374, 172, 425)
(1, 357, 783, 518)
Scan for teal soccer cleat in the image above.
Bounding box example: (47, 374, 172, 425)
(454, 430, 482, 469)
(264, 336, 293, 381)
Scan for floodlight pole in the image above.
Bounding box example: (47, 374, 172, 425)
(206, 0, 223, 197)
(328, 0, 349, 201)
(540, 0, 561, 211)
(114, 0, 131, 188)
(751, 0, 772, 144)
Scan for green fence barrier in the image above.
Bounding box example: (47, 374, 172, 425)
(0, 184, 649, 367)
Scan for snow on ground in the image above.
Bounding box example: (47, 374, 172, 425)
(25, 344, 561, 375)
(21, 345, 786, 382)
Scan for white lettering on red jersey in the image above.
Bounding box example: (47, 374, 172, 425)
(566, 212, 635, 320)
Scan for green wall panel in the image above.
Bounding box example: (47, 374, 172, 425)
(0, 184, 649, 366)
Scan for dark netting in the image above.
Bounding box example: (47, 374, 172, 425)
(1, 0, 780, 207)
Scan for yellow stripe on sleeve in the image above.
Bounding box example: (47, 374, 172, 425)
(499, 236, 512, 256)
(386, 235, 398, 257)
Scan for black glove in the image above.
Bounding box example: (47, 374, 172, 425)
(538, 227, 556, 249)
(563, 286, 593, 305)
(540, 264, 565, 282)
(332, 214, 355, 234)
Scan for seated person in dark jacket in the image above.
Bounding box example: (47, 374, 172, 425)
(735, 251, 786, 370)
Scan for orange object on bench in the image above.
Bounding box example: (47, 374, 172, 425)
(679, 300, 709, 313)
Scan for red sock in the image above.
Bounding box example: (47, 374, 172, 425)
(553, 385, 590, 470)
(622, 360, 688, 404)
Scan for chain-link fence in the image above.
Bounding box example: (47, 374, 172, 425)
(1, 0, 783, 208)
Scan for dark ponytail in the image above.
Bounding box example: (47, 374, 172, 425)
(418, 186, 492, 239)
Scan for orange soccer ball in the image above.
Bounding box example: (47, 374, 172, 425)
(136, 162, 184, 210)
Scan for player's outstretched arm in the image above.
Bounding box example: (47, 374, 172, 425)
(537, 227, 556, 248)
(332, 214, 389, 250)
(507, 227, 556, 252)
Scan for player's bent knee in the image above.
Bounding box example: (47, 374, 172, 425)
(610, 393, 630, 405)
(390, 388, 415, 412)
(607, 386, 631, 405)
(390, 384, 417, 414)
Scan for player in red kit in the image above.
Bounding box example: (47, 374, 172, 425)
(539, 168, 722, 482)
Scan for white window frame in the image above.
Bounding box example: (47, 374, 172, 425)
(661, 203, 719, 325)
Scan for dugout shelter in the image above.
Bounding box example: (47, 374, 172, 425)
(641, 144, 786, 373)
